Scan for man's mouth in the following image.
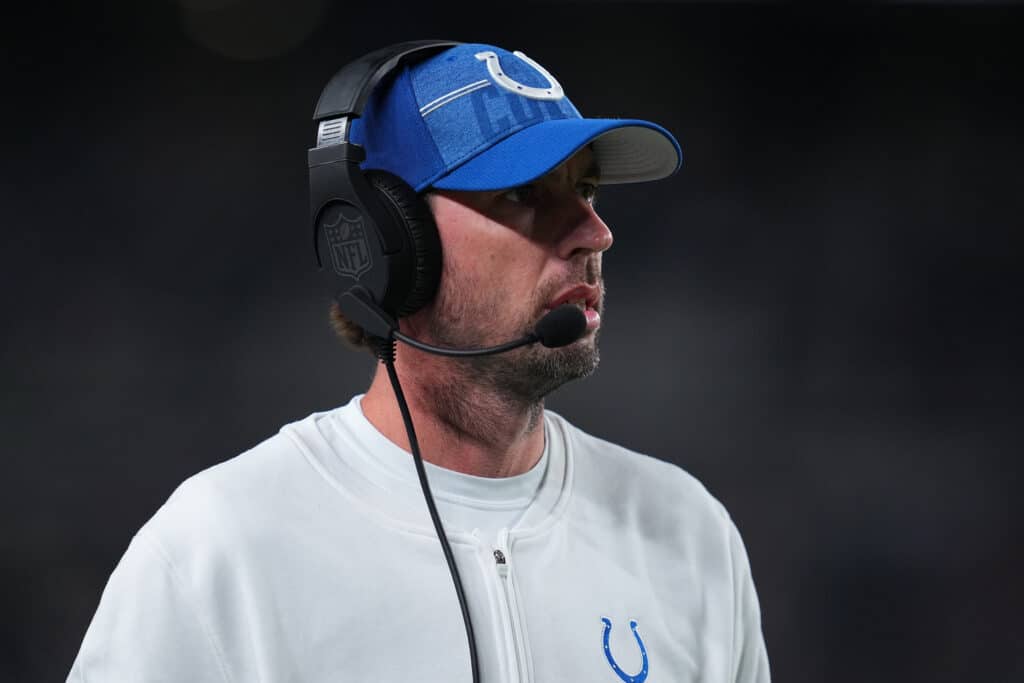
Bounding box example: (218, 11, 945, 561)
(545, 284, 602, 333)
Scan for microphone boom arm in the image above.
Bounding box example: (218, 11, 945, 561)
(392, 330, 539, 357)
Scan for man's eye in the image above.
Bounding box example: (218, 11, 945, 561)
(502, 185, 537, 204)
(577, 181, 599, 205)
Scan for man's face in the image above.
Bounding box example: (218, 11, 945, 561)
(410, 146, 613, 403)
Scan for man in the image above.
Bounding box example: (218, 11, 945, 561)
(68, 42, 769, 682)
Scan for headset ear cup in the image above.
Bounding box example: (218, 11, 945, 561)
(365, 170, 442, 317)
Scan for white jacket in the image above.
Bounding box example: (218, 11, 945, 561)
(69, 397, 769, 682)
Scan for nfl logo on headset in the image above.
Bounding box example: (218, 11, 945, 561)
(322, 204, 372, 279)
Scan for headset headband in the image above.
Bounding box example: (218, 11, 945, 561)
(314, 40, 462, 122)
(312, 40, 461, 148)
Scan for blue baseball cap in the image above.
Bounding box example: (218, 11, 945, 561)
(349, 43, 682, 192)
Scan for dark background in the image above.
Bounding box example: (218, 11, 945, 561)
(3, 1, 1021, 681)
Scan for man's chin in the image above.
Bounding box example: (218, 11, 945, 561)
(527, 339, 601, 391)
(456, 334, 598, 403)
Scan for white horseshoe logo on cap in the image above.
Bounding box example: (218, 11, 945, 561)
(475, 50, 565, 101)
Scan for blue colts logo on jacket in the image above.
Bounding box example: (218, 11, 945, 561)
(601, 617, 649, 683)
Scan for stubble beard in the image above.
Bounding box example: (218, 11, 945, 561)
(425, 277, 604, 407)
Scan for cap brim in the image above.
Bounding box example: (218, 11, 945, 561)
(425, 118, 682, 192)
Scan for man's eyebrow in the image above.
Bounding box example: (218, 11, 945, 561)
(583, 159, 602, 180)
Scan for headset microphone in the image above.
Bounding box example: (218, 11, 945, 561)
(393, 303, 588, 357)
(335, 286, 588, 357)
(532, 304, 588, 348)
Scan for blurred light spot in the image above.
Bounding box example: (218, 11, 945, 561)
(179, 0, 328, 61)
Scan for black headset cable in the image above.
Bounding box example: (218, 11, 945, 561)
(376, 338, 480, 683)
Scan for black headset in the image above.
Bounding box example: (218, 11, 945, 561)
(308, 40, 462, 340)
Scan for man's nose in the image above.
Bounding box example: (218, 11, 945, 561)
(556, 199, 614, 260)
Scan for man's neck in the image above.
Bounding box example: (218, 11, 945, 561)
(360, 358, 546, 478)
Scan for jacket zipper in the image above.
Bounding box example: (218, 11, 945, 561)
(494, 529, 532, 683)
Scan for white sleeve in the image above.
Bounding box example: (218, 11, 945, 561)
(729, 520, 771, 683)
(67, 530, 231, 683)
